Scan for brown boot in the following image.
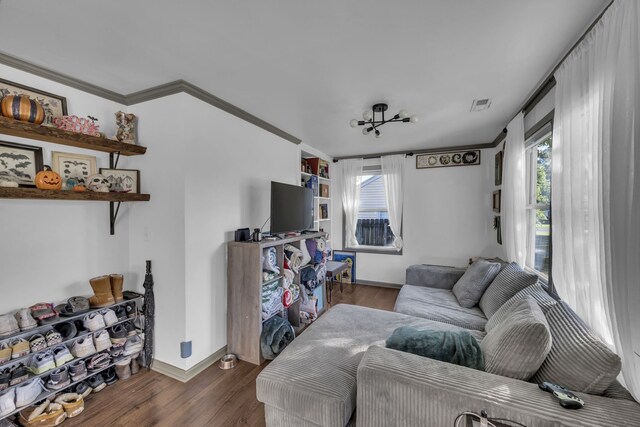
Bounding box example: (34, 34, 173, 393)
(88, 276, 115, 308)
(109, 274, 124, 302)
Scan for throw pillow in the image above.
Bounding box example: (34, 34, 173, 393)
(386, 326, 484, 370)
(478, 262, 538, 319)
(485, 282, 557, 332)
(452, 259, 502, 308)
(531, 301, 621, 395)
(480, 297, 552, 380)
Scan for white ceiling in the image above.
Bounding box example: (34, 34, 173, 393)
(0, 0, 607, 157)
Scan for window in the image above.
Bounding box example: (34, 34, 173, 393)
(355, 172, 396, 247)
(525, 125, 552, 277)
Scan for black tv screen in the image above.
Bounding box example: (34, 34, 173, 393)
(270, 181, 314, 234)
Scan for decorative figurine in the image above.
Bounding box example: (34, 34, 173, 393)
(86, 174, 110, 192)
(52, 115, 101, 137)
(115, 111, 137, 144)
(0, 95, 45, 124)
(34, 166, 62, 190)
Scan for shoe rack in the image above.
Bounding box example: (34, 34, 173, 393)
(0, 297, 143, 421)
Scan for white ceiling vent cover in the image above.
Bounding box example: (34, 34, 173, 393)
(470, 98, 492, 112)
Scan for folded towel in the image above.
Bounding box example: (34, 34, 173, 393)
(284, 245, 303, 273)
(386, 326, 484, 370)
(262, 247, 280, 274)
(261, 316, 295, 360)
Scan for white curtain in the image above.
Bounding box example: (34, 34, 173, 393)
(339, 158, 363, 248)
(502, 112, 527, 266)
(552, 0, 640, 399)
(381, 155, 405, 250)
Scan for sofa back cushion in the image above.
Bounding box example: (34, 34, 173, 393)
(531, 301, 621, 395)
(479, 262, 538, 318)
(452, 259, 502, 308)
(480, 297, 552, 380)
(485, 282, 557, 332)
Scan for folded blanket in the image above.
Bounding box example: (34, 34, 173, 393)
(261, 316, 295, 360)
(262, 247, 280, 274)
(305, 239, 318, 260)
(385, 326, 484, 370)
(284, 245, 303, 273)
(282, 268, 294, 288)
(300, 266, 318, 293)
(315, 238, 326, 251)
(299, 240, 312, 266)
(315, 263, 327, 284)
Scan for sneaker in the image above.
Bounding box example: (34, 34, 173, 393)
(0, 368, 9, 391)
(73, 320, 87, 335)
(123, 336, 143, 357)
(17, 401, 66, 426)
(0, 313, 19, 338)
(70, 337, 96, 359)
(10, 339, 30, 359)
(46, 367, 70, 390)
(54, 393, 84, 418)
(108, 324, 127, 345)
(93, 330, 111, 353)
(68, 360, 87, 382)
(134, 314, 145, 331)
(86, 353, 110, 372)
(0, 387, 15, 417)
(15, 377, 44, 407)
(29, 334, 47, 353)
(114, 357, 131, 380)
(113, 306, 127, 321)
(101, 309, 118, 327)
(30, 303, 59, 326)
(27, 351, 56, 375)
(86, 374, 106, 393)
(53, 322, 77, 342)
(109, 343, 124, 362)
(103, 367, 117, 385)
(74, 381, 92, 399)
(9, 364, 28, 386)
(124, 302, 136, 318)
(45, 330, 63, 347)
(52, 345, 73, 367)
(14, 309, 37, 332)
(123, 321, 136, 337)
(83, 313, 105, 332)
(0, 343, 11, 364)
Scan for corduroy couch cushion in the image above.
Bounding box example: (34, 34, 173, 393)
(452, 259, 502, 308)
(485, 282, 557, 332)
(479, 262, 538, 319)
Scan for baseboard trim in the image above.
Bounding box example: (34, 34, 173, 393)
(151, 345, 227, 383)
(356, 280, 403, 289)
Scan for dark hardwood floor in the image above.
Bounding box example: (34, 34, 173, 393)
(59, 283, 399, 427)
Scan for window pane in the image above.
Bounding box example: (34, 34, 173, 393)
(356, 218, 395, 246)
(534, 208, 551, 274)
(536, 136, 552, 205)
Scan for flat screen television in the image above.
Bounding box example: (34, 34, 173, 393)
(270, 181, 314, 234)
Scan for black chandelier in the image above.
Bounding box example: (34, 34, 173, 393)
(350, 103, 418, 138)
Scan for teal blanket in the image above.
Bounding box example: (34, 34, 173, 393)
(385, 326, 484, 370)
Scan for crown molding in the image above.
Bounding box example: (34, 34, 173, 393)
(0, 51, 301, 145)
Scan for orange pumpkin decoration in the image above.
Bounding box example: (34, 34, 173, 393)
(35, 166, 62, 190)
(0, 95, 45, 124)
(72, 185, 87, 192)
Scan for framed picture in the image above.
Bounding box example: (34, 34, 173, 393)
(492, 190, 502, 213)
(495, 150, 503, 186)
(332, 250, 356, 284)
(0, 78, 68, 127)
(416, 149, 481, 169)
(99, 168, 140, 193)
(0, 141, 43, 187)
(494, 216, 502, 245)
(51, 152, 97, 185)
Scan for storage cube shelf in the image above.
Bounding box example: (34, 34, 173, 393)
(301, 152, 331, 237)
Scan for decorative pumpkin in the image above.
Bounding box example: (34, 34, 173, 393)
(72, 185, 87, 192)
(0, 95, 45, 124)
(35, 166, 62, 190)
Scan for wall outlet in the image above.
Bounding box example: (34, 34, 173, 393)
(180, 341, 192, 358)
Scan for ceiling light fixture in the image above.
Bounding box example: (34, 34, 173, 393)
(350, 103, 418, 137)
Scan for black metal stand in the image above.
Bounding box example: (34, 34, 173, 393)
(109, 151, 121, 235)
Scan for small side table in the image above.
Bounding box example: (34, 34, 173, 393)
(325, 260, 350, 304)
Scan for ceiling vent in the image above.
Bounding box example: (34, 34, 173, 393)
(470, 98, 492, 112)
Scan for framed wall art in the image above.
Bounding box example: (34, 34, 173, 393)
(416, 150, 481, 169)
(51, 151, 97, 185)
(495, 150, 503, 185)
(493, 190, 502, 213)
(99, 168, 140, 193)
(0, 78, 68, 127)
(332, 250, 356, 284)
(0, 141, 43, 187)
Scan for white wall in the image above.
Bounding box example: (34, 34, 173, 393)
(0, 64, 134, 314)
(332, 150, 497, 285)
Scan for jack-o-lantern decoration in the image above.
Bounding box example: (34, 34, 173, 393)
(35, 166, 62, 190)
(0, 95, 45, 124)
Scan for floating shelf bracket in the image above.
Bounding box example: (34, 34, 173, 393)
(109, 151, 121, 235)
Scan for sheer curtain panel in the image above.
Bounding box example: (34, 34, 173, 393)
(339, 158, 363, 248)
(381, 155, 405, 250)
(551, 0, 640, 399)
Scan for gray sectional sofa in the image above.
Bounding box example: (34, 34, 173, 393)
(256, 263, 640, 426)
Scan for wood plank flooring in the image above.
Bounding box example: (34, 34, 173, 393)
(60, 283, 399, 427)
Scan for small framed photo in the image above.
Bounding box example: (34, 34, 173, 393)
(99, 168, 140, 193)
(492, 190, 502, 213)
(0, 78, 68, 127)
(0, 141, 44, 187)
(51, 151, 97, 185)
(495, 150, 503, 186)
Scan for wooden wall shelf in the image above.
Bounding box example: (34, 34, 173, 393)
(0, 116, 146, 156)
(0, 187, 150, 202)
